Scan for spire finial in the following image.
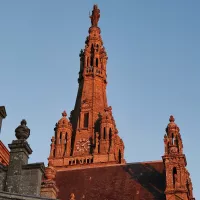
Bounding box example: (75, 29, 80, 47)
(90, 4, 100, 27)
(15, 119, 30, 140)
(169, 115, 175, 122)
(62, 110, 67, 117)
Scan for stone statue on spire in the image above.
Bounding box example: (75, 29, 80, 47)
(90, 4, 100, 27)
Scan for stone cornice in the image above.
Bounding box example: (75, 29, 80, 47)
(22, 162, 45, 174)
(8, 139, 32, 155)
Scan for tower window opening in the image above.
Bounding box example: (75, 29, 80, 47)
(64, 133, 67, 155)
(173, 167, 177, 188)
(65, 133, 67, 144)
(90, 44, 94, 66)
(90, 57, 93, 66)
(118, 150, 122, 164)
(87, 57, 89, 67)
(109, 128, 112, 140)
(96, 58, 98, 67)
(109, 128, 112, 150)
(172, 133, 175, 145)
(103, 127, 106, 139)
(84, 113, 89, 128)
(175, 136, 178, 146)
(53, 149, 55, 157)
(59, 133, 62, 144)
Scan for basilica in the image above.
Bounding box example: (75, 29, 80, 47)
(0, 5, 195, 200)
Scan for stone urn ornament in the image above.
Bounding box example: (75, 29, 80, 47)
(15, 119, 30, 140)
(45, 166, 56, 181)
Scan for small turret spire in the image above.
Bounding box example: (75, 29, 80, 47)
(169, 115, 175, 122)
(62, 110, 67, 117)
(162, 115, 195, 200)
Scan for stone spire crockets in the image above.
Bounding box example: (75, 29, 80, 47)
(162, 116, 195, 200)
(48, 5, 125, 169)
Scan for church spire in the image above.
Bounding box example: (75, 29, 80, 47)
(162, 116, 195, 200)
(48, 5, 125, 169)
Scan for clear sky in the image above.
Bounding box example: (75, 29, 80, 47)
(0, 1, 199, 198)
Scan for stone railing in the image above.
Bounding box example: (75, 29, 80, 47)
(85, 66, 104, 78)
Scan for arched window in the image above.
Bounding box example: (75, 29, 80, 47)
(84, 113, 89, 128)
(53, 149, 55, 157)
(173, 167, 177, 188)
(109, 128, 112, 139)
(103, 127, 106, 139)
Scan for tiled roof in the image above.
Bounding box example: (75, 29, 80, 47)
(0, 140, 9, 166)
(55, 161, 166, 200)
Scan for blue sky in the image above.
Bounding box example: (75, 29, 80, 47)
(0, 1, 199, 198)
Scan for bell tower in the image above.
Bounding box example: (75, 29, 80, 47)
(48, 5, 125, 169)
(162, 116, 195, 200)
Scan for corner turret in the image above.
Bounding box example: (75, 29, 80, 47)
(162, 116, 195, 200)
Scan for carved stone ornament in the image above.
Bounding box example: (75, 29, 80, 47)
(70, 193, 76, 200)
(169, 146, 178, 154)
(45, 166, 56, 180)
(90, 4, 100, 27)
(15, 119, 30, 140)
